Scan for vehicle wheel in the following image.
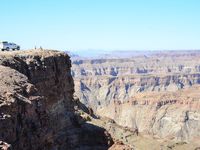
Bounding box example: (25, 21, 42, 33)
(17, 47, 20, 50)
(6, 47, 9, 51)
(1, 49, 5, 51)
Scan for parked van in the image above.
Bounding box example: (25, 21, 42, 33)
(0, 41, 20, 51)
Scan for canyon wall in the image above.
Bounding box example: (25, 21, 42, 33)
(1, 49, 199, 150)
(73, 53, 200, 109)
(72, 51, 200, 148)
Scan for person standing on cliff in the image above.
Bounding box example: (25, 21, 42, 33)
(40, 46, 43, 51)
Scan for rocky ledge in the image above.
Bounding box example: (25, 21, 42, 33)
(0, 50, 113, 150)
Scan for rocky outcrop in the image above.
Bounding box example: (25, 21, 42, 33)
(0, 50, 113, 150)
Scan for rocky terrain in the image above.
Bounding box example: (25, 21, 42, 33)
(0, 50, 114, 150)
(72, 51, 200, 108)
(72, 50, 200, 149)
(1, 49, 200, 150)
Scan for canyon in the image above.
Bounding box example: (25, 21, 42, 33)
(72, 50, 200, 149)
(0, 49, 200, 150)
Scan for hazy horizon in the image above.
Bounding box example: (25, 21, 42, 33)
(69, 49, 200, 58)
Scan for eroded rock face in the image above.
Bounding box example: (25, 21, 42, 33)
(72, 52, 200, 110)
(74, 74, 200, 111)
(0, 65, 49, 149)
(0, 50, 112, 150)
(72, 51, 200, 148)
(97, 87, 200, 141)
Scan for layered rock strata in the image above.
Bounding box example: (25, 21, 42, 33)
(72, 51, 200, 149)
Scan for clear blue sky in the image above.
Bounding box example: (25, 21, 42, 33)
(1, 0, 200, 51)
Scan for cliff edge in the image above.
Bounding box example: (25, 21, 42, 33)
(0, 50, 112, 150)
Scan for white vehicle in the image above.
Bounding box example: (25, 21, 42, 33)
(0, 41, 20, 51)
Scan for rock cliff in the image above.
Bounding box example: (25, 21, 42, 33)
(0, 50, 112, 150)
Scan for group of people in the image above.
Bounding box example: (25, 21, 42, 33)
(34, 46, 43, 50)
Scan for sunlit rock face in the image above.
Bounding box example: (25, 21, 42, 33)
(72, 51, 200, 147)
